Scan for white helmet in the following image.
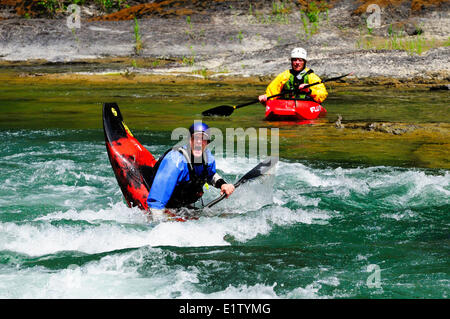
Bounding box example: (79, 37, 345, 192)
(290, 47, 307, 61)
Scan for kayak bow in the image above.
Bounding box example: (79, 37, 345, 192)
(264, 99, 327, 121)
(103, 102, 157, 210)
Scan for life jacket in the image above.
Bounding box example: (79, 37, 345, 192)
(282, 68, 314, 99)
(144, 146, 209, 208)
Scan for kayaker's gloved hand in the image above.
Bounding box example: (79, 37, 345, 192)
(220, 184, 235, 198)
(258, 94, 267, 104)
(298, 84, 311, 94)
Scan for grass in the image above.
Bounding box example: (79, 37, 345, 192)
(36, 0, 126, 16)
(71, 27, 80, 46)
(37, 0, 66, 15)
(182, 56, 195, 66)
(133, 17, 143, 55)
(356, 27, 444, 56)
(445, 37, 450, 46)
(237, 30, 244, 43)
(298, 1, 329, 39)
(192, 68, 209, 79)
(271, 0, 292, 24)
(95, 0, 127, 12)
(185, 15, 206, 41)
(247, 0, 330, 40)
(182, 46, 195, 66)
(248, 0, 293, 24)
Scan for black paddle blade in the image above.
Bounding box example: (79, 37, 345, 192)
(202, 105, 235, 116)
(236, 156, 278, 187)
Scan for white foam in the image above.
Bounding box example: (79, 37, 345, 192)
(276, 162, 371, 197)
(273, 189, 321, 207)
(381, 209, 418, 221)
(0, 222, 152, 256)
(188, 283, 280, 299)
(36, 202, 146, 224)
(1, 197, 334, 257)
(0, 248, 273, 298)
(285, 283, 323, 298)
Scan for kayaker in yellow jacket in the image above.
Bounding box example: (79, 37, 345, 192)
(258, 47, 328, 104)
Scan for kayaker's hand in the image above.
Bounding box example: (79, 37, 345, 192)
(258, 94, 267, 104)
(220, 184, 235, 198)
(298, 84, 311, 93)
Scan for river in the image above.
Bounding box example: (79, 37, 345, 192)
(0, 68, 448, 298)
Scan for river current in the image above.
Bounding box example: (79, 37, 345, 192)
(0, 70, 448, 298)
(0, 128, 448, 298)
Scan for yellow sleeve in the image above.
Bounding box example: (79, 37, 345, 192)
(308, 72, 328, 103)
(265, 70, 291, 98)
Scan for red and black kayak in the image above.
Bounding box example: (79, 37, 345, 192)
(102, 102, 157, 211)
(103, 102, 199, 222)
(265, 99, 327, 121)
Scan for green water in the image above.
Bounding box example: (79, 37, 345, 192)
(1, 69, 449, 168)
(0, 69, 449, 299)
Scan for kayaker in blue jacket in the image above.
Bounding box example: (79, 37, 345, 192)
(147, 121, 235, 221)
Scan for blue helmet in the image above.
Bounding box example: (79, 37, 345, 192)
(189, 121, 210, 140)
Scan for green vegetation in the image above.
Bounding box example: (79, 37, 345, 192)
(192, 68, 209, 79)
(356, 26, 444, 56)
(237, 30, 244, 43)
(96, 0, 115, 12)
(182, 46, 195, 66)
(387, 34, 425, 55)
(445, 37, 450, 46)
(36, 0, 127, 16)
(95, 0, 128, 12)
(37, 0, 68, 14)
(185, 15, 193, 38)
(247, 0, 330, 34)
(133, 17, 143, 55)
(271, 0, 292, 24)
(185, 16, 206, 41)
(71, 27, 80, 46)
(299, 1, 329, 39)
(248, 0, 292, 24)
(182, 56, 195, 66)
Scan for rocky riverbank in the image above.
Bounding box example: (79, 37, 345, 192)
(0, 0, 449, 85)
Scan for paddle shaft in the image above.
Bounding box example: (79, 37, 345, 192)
(203, 193, 227, 209)
(203, 174, 249, 208)
(303, 73, 353, 89)
(203, 172, 255, 208)
(259, 73, 352, 103)
(203, 157, 277, 209)
(234, 92, 284, 110)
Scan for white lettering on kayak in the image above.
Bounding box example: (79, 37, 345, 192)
(310, 105, 321, 112)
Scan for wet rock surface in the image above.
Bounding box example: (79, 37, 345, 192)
(0, 0, 449, 84)
(342, 121, 421, 135)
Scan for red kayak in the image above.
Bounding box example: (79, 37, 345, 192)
(103, 102, 157, 211)
(265, 99, 327, 121)
(103, 102, 196, 222)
